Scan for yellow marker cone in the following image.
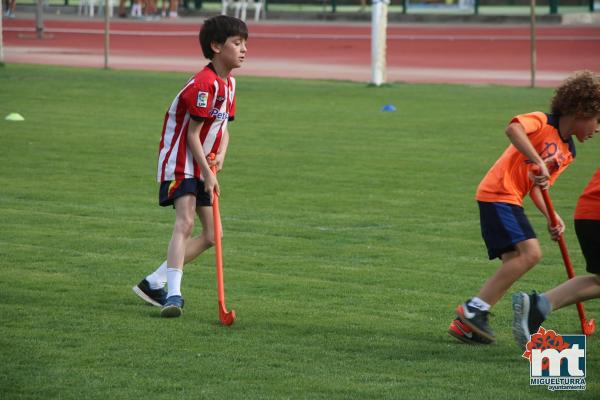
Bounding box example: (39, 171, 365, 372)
(5, 113, 25, 121)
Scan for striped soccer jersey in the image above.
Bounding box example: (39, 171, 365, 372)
(157, 63, 236, 182)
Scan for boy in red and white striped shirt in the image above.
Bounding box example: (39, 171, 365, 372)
(133, 15, 248, 318)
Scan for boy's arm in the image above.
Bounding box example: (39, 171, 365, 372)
(530, 185, 550, 219)
(530, 185, 565, 241)
(212, 127, 230, 172)
(187, 118, 219, 203)
(505, 122, 550, 188)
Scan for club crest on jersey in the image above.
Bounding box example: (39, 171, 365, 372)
(209, 108, 229, 120)
(197, 91, 209, 108)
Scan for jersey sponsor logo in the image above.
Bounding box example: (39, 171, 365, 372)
(197, 91, 209, 108)
(209, 108, 229, 120)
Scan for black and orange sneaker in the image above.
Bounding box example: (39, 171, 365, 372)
(456, 301, 496, 343)
(448, 317, 493, 345)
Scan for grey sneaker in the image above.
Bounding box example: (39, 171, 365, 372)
(512, 291, 546, 348)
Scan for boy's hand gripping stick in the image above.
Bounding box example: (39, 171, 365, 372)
(209, 154, 236, 326)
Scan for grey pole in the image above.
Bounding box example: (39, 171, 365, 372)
(530, 0, 536, 88)
(0, 2, 4, 64)
(104, 0, 110, 69)
(36, 0, 44, 39)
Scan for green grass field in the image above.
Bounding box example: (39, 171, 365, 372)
(1, 64, 599, 399)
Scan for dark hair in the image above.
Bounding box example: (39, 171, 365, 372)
(199, 15, 248, 60)
(551, 70, 600, 117)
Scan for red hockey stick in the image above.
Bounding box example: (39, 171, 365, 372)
(540, 187, 595, 336)
(209, 154, 236, 326)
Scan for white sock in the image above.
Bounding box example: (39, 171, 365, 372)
(146, 261, 167, 290)
(167, 268, 183, 298)
(468, 297, 491, 311)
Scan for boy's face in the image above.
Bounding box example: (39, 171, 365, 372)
(212, 36, 247, 70)
(572, 114, 600, 143)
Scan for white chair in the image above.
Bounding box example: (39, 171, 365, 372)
(78, 0, 96, 17)
(222, 0, 264, 21)
(221, 0, 234, 16)
(78, 0, 114, 17)
(242, 0, 264, 21)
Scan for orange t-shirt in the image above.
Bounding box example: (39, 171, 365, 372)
(574, 167, 600, 221)
(476, 112, 575, 206)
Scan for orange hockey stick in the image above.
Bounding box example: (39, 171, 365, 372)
(540, 187, 594, 336)
(209, 154, 236, 326)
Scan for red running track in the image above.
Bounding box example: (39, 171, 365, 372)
(3, 17, 600, 86)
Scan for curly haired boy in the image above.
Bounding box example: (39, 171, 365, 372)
(448, 71, 600, 344)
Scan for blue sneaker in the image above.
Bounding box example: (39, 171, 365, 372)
(161, 295, 184, 318)
(132, 279, 167, 307)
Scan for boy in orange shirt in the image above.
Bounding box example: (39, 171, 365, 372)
(512, 167, 600, 347)
(448, 71, 600, 344)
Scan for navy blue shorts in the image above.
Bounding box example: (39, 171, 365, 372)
(478, 201, 537, 260)
(159, 178, 211, 208)
(575, 219, 600, 274)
